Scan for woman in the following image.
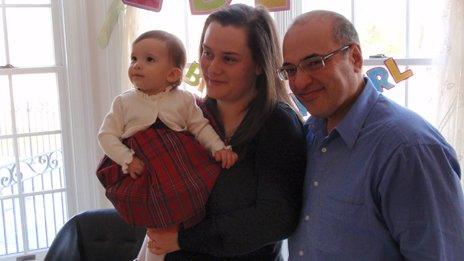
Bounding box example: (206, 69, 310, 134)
(142, 4, 306, 260)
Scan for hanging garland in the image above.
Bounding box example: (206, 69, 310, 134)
(97, 0, 413, 102)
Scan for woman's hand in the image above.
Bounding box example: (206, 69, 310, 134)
(146, 227, 180, 255)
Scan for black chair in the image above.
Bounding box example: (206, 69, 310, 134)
(45, 209, 145, 261)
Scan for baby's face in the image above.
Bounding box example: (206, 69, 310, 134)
(129, 38, 175, 95)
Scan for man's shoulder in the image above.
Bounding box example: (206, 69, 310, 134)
(368, 95, 445, 147)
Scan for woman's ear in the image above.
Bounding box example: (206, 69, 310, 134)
(167, 68, 182, 84)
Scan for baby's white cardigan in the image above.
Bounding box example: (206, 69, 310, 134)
(98, 87, 226, 172)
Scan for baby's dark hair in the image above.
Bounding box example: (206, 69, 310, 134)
(133, 30, 186, 87)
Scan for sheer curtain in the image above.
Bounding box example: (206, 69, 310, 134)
(436, 0, 464, 178)
(121, 6, 139, 92)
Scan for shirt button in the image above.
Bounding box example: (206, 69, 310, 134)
(305, 215, 310, 221)
(299, 250, 304, 256)
(313, 181, 319, 187)
(321, 147, 327, 153)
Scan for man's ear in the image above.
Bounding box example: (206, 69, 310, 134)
(350, 44, 363, 73)
(167, 68, 182, 84)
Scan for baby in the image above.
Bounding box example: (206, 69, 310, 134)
(98, 30, 237, 176)
(97, 30, 237, 261)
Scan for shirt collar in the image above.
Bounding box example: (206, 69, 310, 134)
(304, 116, 324, 144)
(335, 77, 380, 148)
(304, 77, 380, 149)
(304, 116, 324, 135)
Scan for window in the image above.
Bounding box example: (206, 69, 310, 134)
(0, 0, 69, 258)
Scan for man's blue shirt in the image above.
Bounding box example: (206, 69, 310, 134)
(289, 78, 464, 260)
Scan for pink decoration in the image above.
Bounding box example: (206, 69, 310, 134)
(122, 0, 163, 12)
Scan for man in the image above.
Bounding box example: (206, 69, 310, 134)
(281, 10, 464, 260)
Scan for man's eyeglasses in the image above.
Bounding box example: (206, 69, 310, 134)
(277, 45, 351, 81)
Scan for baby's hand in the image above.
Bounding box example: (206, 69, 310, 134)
(214, 148, 238, 169)
(127, 156, 144, 179)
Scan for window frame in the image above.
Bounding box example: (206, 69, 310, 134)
(0, 0, 114, 259)
(0, 0, 73, 259)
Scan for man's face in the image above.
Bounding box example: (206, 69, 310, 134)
(283, 17, 362, 125)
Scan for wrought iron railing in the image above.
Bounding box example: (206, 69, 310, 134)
(0, 150, 67, 256)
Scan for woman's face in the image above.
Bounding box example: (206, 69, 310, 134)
(200, 22, 260, 104)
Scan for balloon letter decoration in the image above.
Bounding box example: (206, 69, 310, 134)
(366, 67, 395, 92)
(384, 57, 413, 83)
(184, 62, 201, 87)
(189, 0, 232, 15)
(255, 0, 290, 11)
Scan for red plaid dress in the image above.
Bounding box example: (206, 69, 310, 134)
(96, 103, 221, 229)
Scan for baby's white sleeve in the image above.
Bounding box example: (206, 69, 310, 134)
(182, 92, 226, 154)
(97, 96, 134, 173)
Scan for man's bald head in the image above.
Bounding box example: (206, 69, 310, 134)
(287, 10, 359, 46)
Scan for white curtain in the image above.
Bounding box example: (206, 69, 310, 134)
(121, 6, 139, 92)
(437, 0, 464, 176)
